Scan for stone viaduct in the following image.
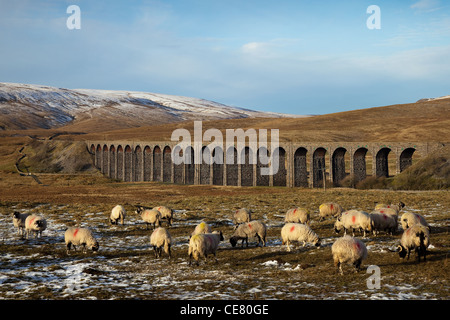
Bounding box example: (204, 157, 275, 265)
(86, 140, 443, 188)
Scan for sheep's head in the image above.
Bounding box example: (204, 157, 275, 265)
(229, 236, 238, 247)
(35, 220, 45, 229)
(91, 241, 99, 252)
(13, 211, 21, 219)
(397, 245, 407, 258)
(315, 238, 321, 248)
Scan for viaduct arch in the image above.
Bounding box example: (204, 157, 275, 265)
(88, 141, 442, 188)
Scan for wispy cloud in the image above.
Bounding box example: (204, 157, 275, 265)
(411, 0, 441, 12)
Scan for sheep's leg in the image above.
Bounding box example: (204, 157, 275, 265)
(66, 242, 72, 254)
(286, 240, 291, 252)
(167, 245, 171, 259)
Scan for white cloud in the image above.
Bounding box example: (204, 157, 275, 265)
(411, 0, 440, 11)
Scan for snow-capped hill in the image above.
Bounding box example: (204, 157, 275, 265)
(0, 82, 301, 132)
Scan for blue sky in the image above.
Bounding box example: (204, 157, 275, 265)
(1, 0, 449, 115)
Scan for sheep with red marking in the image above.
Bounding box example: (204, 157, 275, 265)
(370, 210, 398, 235)
(400, 212, 430, 232)
(24, 214, 47, 239)
(284, 207, 310, 224)
(64, 227, 99, 254)
(232, 208, 252, 226)
(334, 210, 373, 238)
(135, 207, 161, 230)
(12, 211, 30, 237)
(331, 235, 368, 275)
(281, 223, 320, 252)
(374, 201, 405, 214)
(110, 205, 126, 225)
(230, 220, 267, 247)
(188, 231, 224, 265)
(319, 202, 344, 221)
(153, 206, 174, 226)
(150, 227, 172, 258)
(398, 224, 430, 262)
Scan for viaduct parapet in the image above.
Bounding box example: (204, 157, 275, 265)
(86, 140, 444, 188)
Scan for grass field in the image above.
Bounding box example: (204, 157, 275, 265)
(0, 172, 448, 300)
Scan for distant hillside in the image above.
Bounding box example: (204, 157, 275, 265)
(83, 96, 450, 143)
(0, 82, 302, 132)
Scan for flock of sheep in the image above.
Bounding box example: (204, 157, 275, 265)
(11, 200, 431, 275)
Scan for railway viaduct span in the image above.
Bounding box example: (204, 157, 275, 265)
(86, 140, 443, 188)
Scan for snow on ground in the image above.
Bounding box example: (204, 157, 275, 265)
(0, 204, 447, 300)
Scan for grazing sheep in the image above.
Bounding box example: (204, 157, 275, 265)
(400, 212, 430, 232)
(188, 231, 224, 265)
(153, 206, 174, 226)
(398, 224, 430, 262)
(191, 221, 212, 237)
(331, 235, 368, 275)
(369, 210, 398, 235)
(230, 220, 267, 248)
(136, 207, 161, 230)
(281, 223, 321, 252)
(334, 210, 373, 238)
(150, 227, 172, 258)
(12, 211, 30, 237)
(64, 227, 99, 254)
(232, 208, 252, 226)
(24, 214, 47, 239)
(284, 207, 310, 224)
(110, 205, 126, 225)
(319, 202, 344, 221)
(374, 201, 405, 214)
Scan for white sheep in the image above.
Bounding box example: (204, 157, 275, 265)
(374, 201, 405, 214)
(153, 206, 174, 226)
(369, 210, 398, 235)
(24, 214, 47, 239)
(334, 210, 373, 238)
(398, 224, 430, 262)
(150, 227, 172, 258)
(136, 207, 161, 229)
(230, 220, 267, 247)
(284, 207, 310, 224)
(400, 212, 430, 232)
(110, 205, 126, 225)
(12, 211, 30, 237)
(319, 202, 344, 221)
(188, 231, 224, 265)
(232, 208, 252, 226)
(331, 235, 368, 275)
(281, 223, 321, 252)
(191, 221, 212, 237)
(64, 227, 99, 254)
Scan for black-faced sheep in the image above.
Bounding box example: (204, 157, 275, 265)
(150, 227, 172, 258)
(331, 235, 368, 275)
(110, 205, 126, 225)
(284, 207, 310, 224)
(398, 224, 430, 262)
(188, 231, 224, 266)
(135, 207, 161, 229)
(400, 212, 430, 233)
(229, 220, 267, 248)
(334, 210, 373, 238)
(281, 223, 320, 252)
(375, 201, 405, 214)
(24, 214, 47, 239)
(64, 227, 99, 254)
(369, 210, 398, 235)
(319, 202, 344, 221)
(12, 211, 30, 237)
(153, 206, 174, 226)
